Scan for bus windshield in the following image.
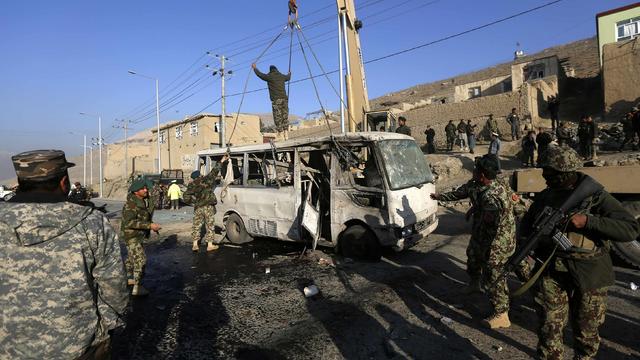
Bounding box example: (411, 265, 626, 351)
(377, 139, 434, 190)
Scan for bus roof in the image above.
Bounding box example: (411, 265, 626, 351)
(196, 132, 413, 156)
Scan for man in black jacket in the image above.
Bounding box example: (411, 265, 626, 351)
(253, 63, 291, 139)
(424, 125, 436, 153)
(520, 146, 639, 359)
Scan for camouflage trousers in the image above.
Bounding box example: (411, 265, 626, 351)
(272, 98, 289, 132)
(467, 233, 516, 314)
(534, 272, 608, 360)
(192, 205, 216, 243)
(125, 237, 147, 284)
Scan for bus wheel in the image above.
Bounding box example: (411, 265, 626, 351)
(612, 200, 640, 268)
(226, 213, 253, 244)
(339, 224, 381, 262)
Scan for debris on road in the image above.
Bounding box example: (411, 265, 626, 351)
(631, 282, 638, 291)
(303, 284, 319, 297)
(440, 316, 453, 325)
(265, 267, 271, 274)
(493, 345, 504, 352)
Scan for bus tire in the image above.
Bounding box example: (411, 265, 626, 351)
(226, 213, 253, 244)
(339, 224, 381, 262)
(612, 200, 640, 268)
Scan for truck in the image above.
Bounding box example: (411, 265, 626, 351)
(513, 165, 640, 268)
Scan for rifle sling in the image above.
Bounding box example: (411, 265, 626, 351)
(512, 246, 557, 297)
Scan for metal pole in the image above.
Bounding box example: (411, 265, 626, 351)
(83, 135, 87, 186)
(155, 78, 161, 172)
(89, 147, 93, 188)
(98, 116, 103, 198)
(341, 12, 354, 132)
(338, 13, 345, 134)
(220, 55, 226, 148)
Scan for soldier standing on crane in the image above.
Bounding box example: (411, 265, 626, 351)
(252, 63, 292, 140)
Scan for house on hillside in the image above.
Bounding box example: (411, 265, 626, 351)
(596, 2, 640, 66)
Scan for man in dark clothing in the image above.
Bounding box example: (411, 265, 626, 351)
(556, 122, 572, 147)
(395, 116, 411, 136)
(535, 127, 553, 166)
(520, 146, 639, 359)
(506, 108, 521, 141)
(424, 125, 436, 153)
(252, 63, 291, 139)
(521, 130, 537, 167)
(466, 120, 477, 154)
(445, 120, 456, 151)
(457, 119, 468, 151)
(619, 111, 636, 151)
(547, 95, 559, 131)
(632, 106, 640, 147)
(578, 115, 596, 160)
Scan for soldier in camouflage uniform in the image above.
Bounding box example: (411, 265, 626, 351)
(520, 146, 639, 359)
(0, 150, 128, 359)
(252, 63, 291, 139)
(184, 154, 228, 252)
(121, 179, 161, 296)
(432, 155, 518, 328)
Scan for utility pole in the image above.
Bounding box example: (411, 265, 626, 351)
(207, 53, 233, 148)
(113, 119, 132, 179)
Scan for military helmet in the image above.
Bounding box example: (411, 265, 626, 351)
(475, 154, 499, 175)
(541, 145, 582, 172)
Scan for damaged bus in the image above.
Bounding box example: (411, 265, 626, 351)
(196, 132, 438, 260)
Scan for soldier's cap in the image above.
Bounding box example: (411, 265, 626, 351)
(540, 145, 582, 172)
(475, 154, 499, 174)
(12, 149, 75, 180)
(145, 179, 154, 189)
(191, 170, 201, 179)
(129, 179, 148, 192)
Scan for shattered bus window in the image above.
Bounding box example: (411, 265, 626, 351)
(378, 140, 434, 190)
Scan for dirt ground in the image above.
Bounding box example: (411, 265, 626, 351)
(107, 198, 640, 359)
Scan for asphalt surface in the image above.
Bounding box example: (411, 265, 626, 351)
(99, 201, 640, 360)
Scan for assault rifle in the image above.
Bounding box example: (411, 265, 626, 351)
(503, 175, 604, 279)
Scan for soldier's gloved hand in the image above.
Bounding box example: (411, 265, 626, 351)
(150, 223, 162, 232)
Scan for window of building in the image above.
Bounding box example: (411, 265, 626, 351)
(524, 63, 545, 81)
(159, 130, 166, 144)
(175, 125, 183, 139)
(616, 17, 640, 41)
(190, 121, 198, 136)
(468, 86, 481, 99)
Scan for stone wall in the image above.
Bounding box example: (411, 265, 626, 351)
(401, 91, 528, 148)
(603, 38, 640, 121)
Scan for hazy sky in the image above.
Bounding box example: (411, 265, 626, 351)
(0, 0, 630, 180)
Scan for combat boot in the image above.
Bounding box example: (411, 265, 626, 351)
(482, 312, 511, 329)
(192, 241, 199, 252)
(206, 242, 219, 252)
(131, 284, 150, 296)
(462, 279, 483, 294)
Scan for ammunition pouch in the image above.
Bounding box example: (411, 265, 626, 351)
(567, 232, 597, 252)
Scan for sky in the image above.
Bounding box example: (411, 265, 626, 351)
(0, 0, 632, 180)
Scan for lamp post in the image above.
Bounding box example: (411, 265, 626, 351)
(128, 70, 161, 172)
(80, 112, 103, 198)
(68, 132, 87, 186)
(81, 145, 94, 189)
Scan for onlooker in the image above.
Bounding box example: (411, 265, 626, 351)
(424, 125, 436, 154)
(506, 108, 521, 140)
(445, 120, 456, 151)
(578, 115, 596, 160)
(1, 150, 128, 359)
(457, 119, 468, 151)
(632, 106, 640, 146)
(556, 122, 572, 147)
(547, 95, 559, 130)
(522, 130, 537, 167)
(395, 116, 412, 136)
(167, 180, 182, 210)
(485, 114, 500, 139)
(488, 132, 501, 172)
(535, 127, 553, 165)
(466, 120, 477, 154)
(379, 126, 385, 132)
(619, 111, 636, 151)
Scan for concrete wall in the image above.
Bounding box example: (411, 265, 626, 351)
(523, 76, 560, 126)
(597, 5, 640, 65)
(453, 75, 511, 102)
(602, 38, 640, 121)
(104, 141, 154, 179)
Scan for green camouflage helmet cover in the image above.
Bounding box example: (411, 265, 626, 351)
(11, 149, 75, 180)
(541, 145, 582, 172)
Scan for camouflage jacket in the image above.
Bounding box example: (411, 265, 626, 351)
(0, 196, 128, 359)
(438, 179, 487, 233)
(521, 174, 639, 290)
(121, 193, 154, 241)
(184, 165, 219, 209)
(477, 180, 516, 264)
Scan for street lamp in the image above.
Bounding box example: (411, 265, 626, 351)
(128, 70, 161, 173)
(80, 112, 103, 198)
(68, 131, 87, 186)
(81, 144, 94, 189)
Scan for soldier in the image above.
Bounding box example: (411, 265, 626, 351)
(424, 125, 436, 153)
(445, 120, 456, 151)
(252, 63, 292, 139)
(506, 108, 521, 141)
(121, 179, 161, 296)
(0, 150, 128, 358)
(184, 154, 228, 252)
(485, 113, 500, 139)
(520, 146, 639, 359)
(395, 116, 412, 136)
(431, 155, 519, 328)
(618, 112, 635, 151)
(457, 119, 468, 151)
(536, 127, 553, 166)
